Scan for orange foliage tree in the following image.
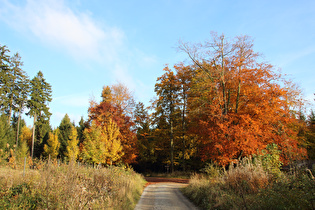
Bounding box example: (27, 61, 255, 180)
(87, 84, 138, 164)
(179, 33, 307, 166)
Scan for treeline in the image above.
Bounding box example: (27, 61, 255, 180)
(1, 33, 314, 173)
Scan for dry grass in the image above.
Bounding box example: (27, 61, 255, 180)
(0, 160, 146, 209)
(182, 159, 315, 209)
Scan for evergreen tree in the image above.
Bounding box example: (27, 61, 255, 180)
(76, 116, 86, 144)
(0, 114, 14, 150)
(27, 71, 52, 158)
(58, 114, 72, 159)
(0, 45, 12, 115)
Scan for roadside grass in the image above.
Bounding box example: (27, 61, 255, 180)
(182, 159, 315, 209)
(0, 159, 146, 209)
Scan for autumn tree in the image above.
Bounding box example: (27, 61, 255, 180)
(19, 125, 32, 148)
(81, 119, 123, 165)
(88, 84, 138, 164)
(179, 33, 307, 166)
(154, 66, 182, 172)
(65, 126, 79, 161)
(43, 129, 60, 159)
(306, 110, 315, 159)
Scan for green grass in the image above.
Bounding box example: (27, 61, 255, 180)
(0, 160, 146, 209)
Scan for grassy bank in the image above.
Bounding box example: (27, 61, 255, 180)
(182, 159, 315, 209)
(0, 160, 146, 209)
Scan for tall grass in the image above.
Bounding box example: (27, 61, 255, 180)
(0, 159, 146, 209)
(182, 158, 315, 209)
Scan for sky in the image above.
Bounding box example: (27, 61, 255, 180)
(0, 0, 314, 128)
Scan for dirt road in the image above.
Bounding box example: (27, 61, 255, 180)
(134, 178, 198, 210)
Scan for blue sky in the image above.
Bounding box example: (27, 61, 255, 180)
(0, 0, 314, 128)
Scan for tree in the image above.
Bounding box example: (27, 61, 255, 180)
(76, 116, 86, 144)
(179, 33, 307, 166)
(154, 66, 181, 172)
(81, 119, 123, 165)
(19, 126, 32, 149)
(0, 114, 14, 150)
(0, 45, 12, 115)
(88, 84, 138, 164)
(306, 110, 315, 159)
(81, 122, 104, 165)
(27, 71, 52, 158)
(101, 118, 123, 165)
(134, 102, 156, 171)
(58, 114, 73, 159)
(65, 126, 79, 161)
(43, 129, 60, 159)
(7, 53, 28, 124)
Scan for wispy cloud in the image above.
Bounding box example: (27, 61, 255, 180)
(0, 0, 124, 62)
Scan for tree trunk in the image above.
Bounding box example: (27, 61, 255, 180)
(8, 95, 13, 124)
(15, 106, 22, 147)
(170, 119, 174, 173)
(31, 113, 37, 159)
(235, 81, 241, 113)
(182, 88, 186, 171)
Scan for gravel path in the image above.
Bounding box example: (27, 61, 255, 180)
(134, 182, 198, 210)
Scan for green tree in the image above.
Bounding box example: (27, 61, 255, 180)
(134, 102, 156, 171)
(0, 45, 12, 115)
(76, 116, 86, 144)
(27, 71, 52, 158)
(0, 114, 14, 150)
(58, 114, 72, 159)
(7, 53, 28, 123)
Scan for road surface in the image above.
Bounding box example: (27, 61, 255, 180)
(134, 182, 198, 210)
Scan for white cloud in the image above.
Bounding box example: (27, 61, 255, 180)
(0, 0, 124, 62)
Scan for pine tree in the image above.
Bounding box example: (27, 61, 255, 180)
(0, 45, 12, 115)
(58, 114, 72, 159)
(27, 71, 52, 158)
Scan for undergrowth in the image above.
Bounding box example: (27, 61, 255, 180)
(0, 160, 146, 209)
(182, 157, 315, 209)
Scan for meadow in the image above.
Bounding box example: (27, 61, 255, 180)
(0, 158, 146, 209)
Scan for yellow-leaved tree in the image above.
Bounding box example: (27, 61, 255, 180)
(82, 119, 123, 165)
(65, 126, 79, 161)
(102, 118, 123, 165)
(19, 126, 32, 148)
(43, 129, 60, 159)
